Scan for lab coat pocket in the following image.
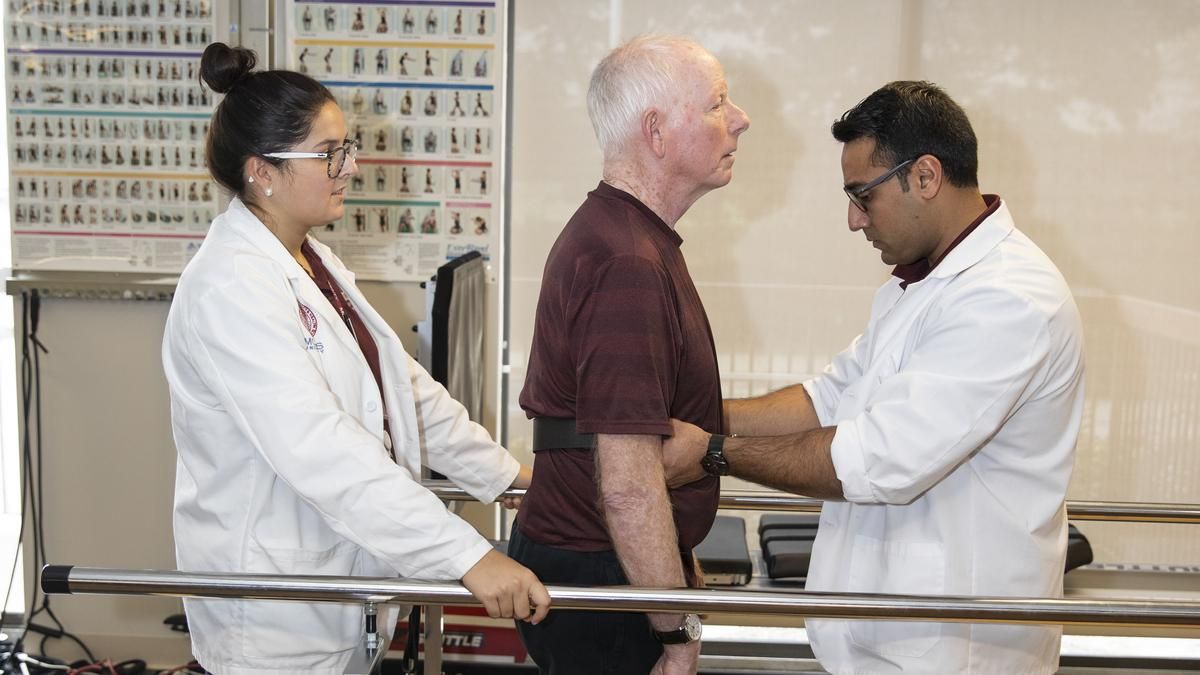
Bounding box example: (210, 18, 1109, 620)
(240, 539, 363, 660)
(846, 535, 945, 658)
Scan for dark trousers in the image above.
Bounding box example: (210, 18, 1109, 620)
(509, 521, 662, 675)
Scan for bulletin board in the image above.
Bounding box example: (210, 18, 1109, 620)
(5, 0, 509, 284)
(283, 0, 507, 281)
(5, 0, 223, 273)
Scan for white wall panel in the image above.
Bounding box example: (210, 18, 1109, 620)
(507, 0, 1200, 565)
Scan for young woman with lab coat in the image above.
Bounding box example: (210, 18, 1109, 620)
(162, 43, 548, 674)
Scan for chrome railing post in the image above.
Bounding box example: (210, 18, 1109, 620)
(424, 605, 443, 675)
(364, 601, 379, 651)
(342, 600, 386, 675)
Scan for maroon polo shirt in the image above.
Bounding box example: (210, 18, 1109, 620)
(518, 181, 724, 552)
(892, 194, 1001, 288)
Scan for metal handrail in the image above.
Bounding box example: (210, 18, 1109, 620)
(426, 484, 1200, 524)
(39, 565, 1200, 628)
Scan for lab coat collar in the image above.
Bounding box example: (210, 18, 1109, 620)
(221, 197, 310, 280)
(926, 196, 1014, 281)
(220, 199, 377, 362)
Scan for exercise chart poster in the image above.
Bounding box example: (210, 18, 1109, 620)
(5, 0, 220, 273)
(287, 0, 505, 282)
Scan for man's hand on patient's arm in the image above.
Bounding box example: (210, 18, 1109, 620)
(662, 382, 825, 488)
(597, 433, 700, 675)
(662, 420, 709, 488)
(663, 419, 844, 500)
(500, 463, 532, 510)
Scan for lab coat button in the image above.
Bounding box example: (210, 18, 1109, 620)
(366, 401, 378, 412)
(383, 434, 393, 450)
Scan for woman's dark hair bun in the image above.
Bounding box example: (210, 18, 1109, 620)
(200, 42, 257, 94)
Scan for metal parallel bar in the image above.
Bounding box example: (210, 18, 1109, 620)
(41, 566, 1200, 629)
(423, 484, 1200, 524)
(1063, 500, 1200, 524)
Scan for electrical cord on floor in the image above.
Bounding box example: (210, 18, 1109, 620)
(5, 655, 147, 675)
(154, 661, 203, 674)
(12, 651, 69, 671)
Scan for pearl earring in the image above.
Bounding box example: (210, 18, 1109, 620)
(266, 187, 273, 197)
(247, 176, 255, 183)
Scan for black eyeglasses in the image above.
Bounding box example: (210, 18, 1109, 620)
(844, 158, 915, 213)
(264, 139, 360, 178)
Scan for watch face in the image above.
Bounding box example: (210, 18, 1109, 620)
(701, 453, 729, 476)
(684, 613, 702, 641)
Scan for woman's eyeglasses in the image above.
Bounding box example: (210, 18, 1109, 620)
(263, 139, 360, 178)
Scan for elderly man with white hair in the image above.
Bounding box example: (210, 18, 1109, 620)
(511, 35, 750, 675)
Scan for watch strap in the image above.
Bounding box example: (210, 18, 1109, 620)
(653, 613, 701, 644)
(653, 626, 690, 644)
(707, 433, 727, 455)
(702, 433, 730, 476)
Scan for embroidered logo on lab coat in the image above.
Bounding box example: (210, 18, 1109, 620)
(298, 303, 324, 352)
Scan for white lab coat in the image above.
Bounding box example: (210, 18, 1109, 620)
(163, 198, 519, 675)
(803, 200, 1084, 675)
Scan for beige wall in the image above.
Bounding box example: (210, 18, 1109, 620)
(11, 0, 1200, 665)
(13, 297, 183, 662)
(505, 0, 1200, 567)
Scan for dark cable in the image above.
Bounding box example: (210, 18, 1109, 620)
(20, 290, 50, 641)
(403, 605, 421, 673)
(1, 291, 43, 671)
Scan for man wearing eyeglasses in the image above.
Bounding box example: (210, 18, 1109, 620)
(666, 81, 1085, 674)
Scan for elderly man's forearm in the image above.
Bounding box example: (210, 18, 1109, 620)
(596, 433, 687, 631)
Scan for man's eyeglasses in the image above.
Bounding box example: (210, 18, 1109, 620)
(844, 157, 915, 213)
(263, 139, 360, 178)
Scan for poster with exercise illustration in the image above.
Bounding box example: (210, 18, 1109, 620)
(5, 0, 222, 272)
(287, 0, 505, 282)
